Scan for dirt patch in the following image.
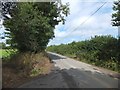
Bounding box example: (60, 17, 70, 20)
(2, 52, 53, 88)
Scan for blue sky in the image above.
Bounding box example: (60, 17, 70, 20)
(48, 0, 118, 46)
(0, 0, 119, 45)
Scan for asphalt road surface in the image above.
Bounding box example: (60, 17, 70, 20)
(19, 52, 119, 88)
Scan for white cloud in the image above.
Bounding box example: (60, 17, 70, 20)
(48, 0, 118, 46)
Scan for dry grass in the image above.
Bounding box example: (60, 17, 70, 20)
(2, 52, 52, 88)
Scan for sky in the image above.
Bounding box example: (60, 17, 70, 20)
(48, 0, 118, 46)
(0, 0, 119, 44)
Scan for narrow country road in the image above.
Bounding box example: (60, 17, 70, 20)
(19, 52, 119, 88)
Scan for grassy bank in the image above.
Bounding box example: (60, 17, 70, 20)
(2, 51, 52, 88)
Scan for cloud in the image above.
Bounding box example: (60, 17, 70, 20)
(48, 0, 118, 46)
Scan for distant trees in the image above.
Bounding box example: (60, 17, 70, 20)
(47, 35, 118, 61)
(2, 2, 69, 52)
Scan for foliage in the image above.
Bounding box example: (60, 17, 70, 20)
(0, 49, 17, 59)
(47, 35, 120, 72)
(112, 1, 120, 26)
(2, 2, 69, 52)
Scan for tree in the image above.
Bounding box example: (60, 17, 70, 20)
(112, 1, 120, 26)
(2, 2, 69, 52)
(112, 1, 120, 65)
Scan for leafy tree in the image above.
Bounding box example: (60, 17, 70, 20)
(112, 1, 120, 70)
(2, 2, 69, 52)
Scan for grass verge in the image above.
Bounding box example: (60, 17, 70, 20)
(2, 51, 52, 88)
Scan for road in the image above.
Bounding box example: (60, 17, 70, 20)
(19, 52, 119, 88)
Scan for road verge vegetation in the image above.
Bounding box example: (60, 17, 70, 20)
(2, 51, 52, 88)
(47, 35, 120, 73)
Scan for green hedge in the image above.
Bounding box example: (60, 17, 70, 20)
(47, 35, 120, 72)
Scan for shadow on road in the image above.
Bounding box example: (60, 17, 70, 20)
(47, 53, 66, 60)
(18, 65, 120, 88)
(60, 68, 119, 88)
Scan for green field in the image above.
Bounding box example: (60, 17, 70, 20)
(0, 49, 17, 58)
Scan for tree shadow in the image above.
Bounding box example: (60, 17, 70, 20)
(18, 65, 119, 88)
(60, 68, 119, 88)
